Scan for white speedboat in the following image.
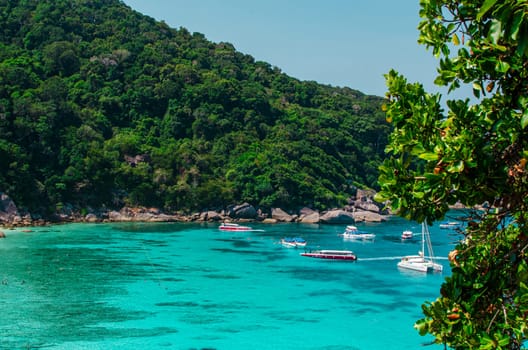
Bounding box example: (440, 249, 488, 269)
(342, 225, 376, 240)
(280, 237, 307, 248)
(401, 230, 413, 240)
(439, 221, 462, 229)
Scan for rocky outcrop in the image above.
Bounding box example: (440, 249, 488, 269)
(0, 193, 20, 225)
(354, 201, 381, 213)
(356, 189, 376, 201)
(227, 203, 257, 219)
(319, 210, 356, 224)
(85, 213, 99, 222)
(107, 207, 182, 222)
(352, 209, 387, 223)
(200, 211, 223, 222)
(0, 190, 393, 227)
(271, 208, 294, 222)
(298, 207, 320, 224)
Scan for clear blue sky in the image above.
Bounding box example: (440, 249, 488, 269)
(122, 0, 441, 97)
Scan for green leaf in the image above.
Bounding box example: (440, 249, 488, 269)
(477, 0, 498, 21)
(517, 29, 528, 57)
(510, 12, 523, 40)
(374, 192, 388, 203)
(447, 161, 465, 173)
(489, 19, 502, 44)
(411, 144, 426, 156)
(495, 61, 510, 73)
(521, 109, 528, 129)
(452, 33, 460, 46)
(418, 152, 439, 161)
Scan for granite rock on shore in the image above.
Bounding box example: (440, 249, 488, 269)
(0, 192, 389, 227)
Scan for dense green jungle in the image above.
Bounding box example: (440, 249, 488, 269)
(0, 0, 390, 217)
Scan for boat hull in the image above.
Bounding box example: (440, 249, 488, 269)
(301, 250, 357, 261)
(397, 256, 443, 272)
(219, 227, 251, 231)
(342, 225, 375, 240)
(439, 222, 462, 229)
(219, 223, 252, 231)
(343, 233, 376, 240)
(401, 230, 413, 240)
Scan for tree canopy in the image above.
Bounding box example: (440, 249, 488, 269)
(376, 0, 528, 348)
(0, 0, 389, 216)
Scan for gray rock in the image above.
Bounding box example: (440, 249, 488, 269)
(271, 208, 294, 222)
(356, 189, 376, 201)
(299, 211, 320, 224)
(262, 218, 278, 224)
(228, 203, 257, 219)
(108, 210, 128, 221)
(200, 211, 222, 221)
(352, 210, 387, 222)
(299, 207, 316, 215)
(354, 201, 381, 213)
(85, 213, 99, 222)
(0, 192, 19, 224)
(319, 210, 355, 224)
(298, 207, 320, 223)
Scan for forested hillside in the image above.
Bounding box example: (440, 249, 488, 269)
(0, 0, 390, 216)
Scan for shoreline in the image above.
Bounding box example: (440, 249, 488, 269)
(0, 205, 391, 229)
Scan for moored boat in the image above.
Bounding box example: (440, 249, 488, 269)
(281, 237, 307, 248)
(398, 222, 442, 273)
(398, 253, 442, 272)
(401, 230, 413, 240)
(300, 249, 357, 261)
(219, 223, 253, 231)
(341, 225, 376, 240)
(439, 221, 462, 229)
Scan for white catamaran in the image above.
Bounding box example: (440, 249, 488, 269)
(397, 222, 443, 273)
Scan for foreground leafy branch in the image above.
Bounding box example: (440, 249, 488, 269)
(376, 0, 528, 348)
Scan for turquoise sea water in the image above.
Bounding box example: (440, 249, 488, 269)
(0, 216, 463, 350)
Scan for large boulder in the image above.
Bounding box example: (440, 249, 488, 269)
(271, 208, 294, 222)
(298, 207, 320, 224)
(319, 210, 355, 224)
(356, 189, 376, 201)
(0, 192, 19, 224)
(352, 209, 387, 223)
(108, 210, 130, 221)
(200, 211, 223, 222)
(354, 201, 381, 213)
(85, 213, 99, 222)
(227, 203, 257, 219)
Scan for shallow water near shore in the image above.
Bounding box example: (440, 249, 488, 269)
(0, 216, 463, 349)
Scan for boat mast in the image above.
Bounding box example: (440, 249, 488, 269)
(423, 221, 436, 263)
(421, 222, 426, 256)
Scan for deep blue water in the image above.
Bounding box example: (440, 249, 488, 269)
(0, 216, 463, 349)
